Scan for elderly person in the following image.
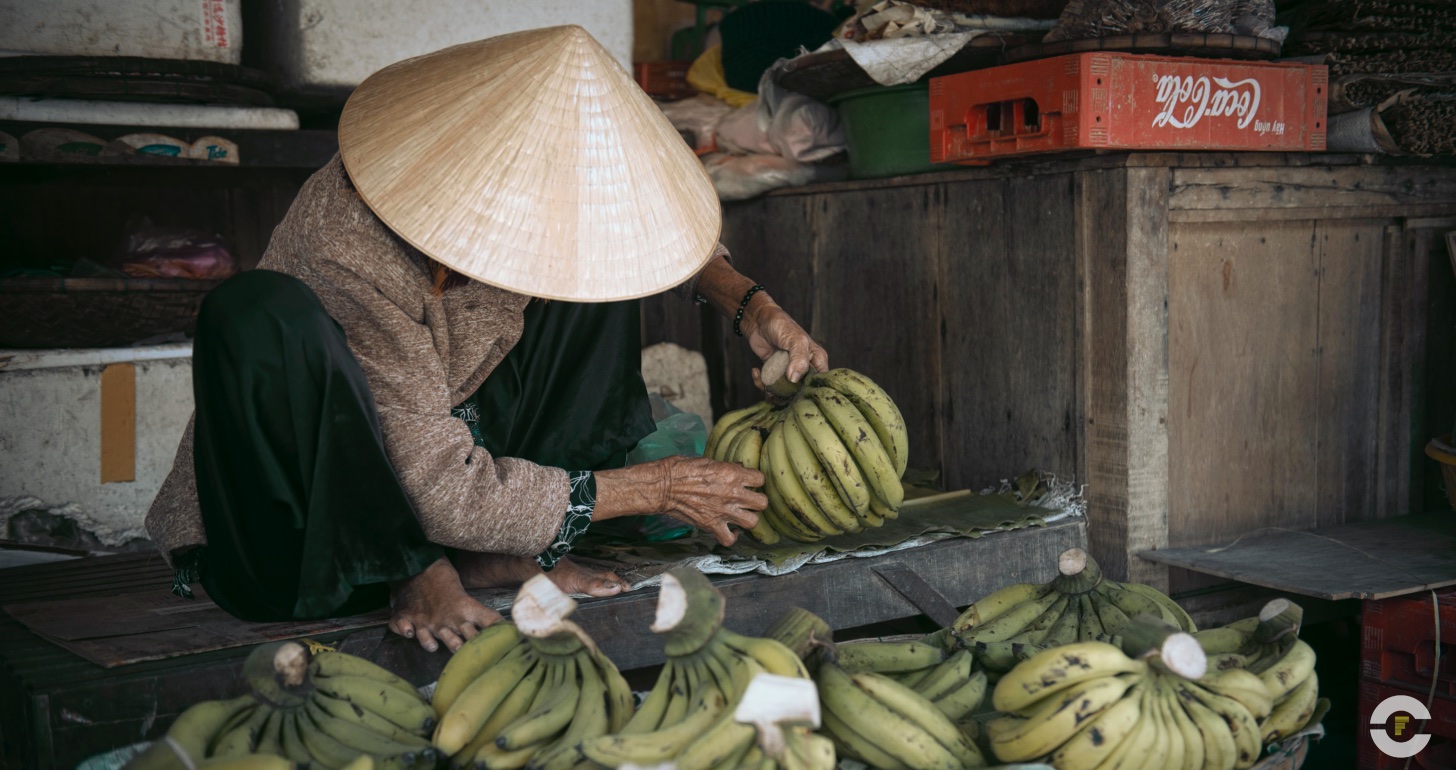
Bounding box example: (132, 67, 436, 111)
(145, 27, 827, 654)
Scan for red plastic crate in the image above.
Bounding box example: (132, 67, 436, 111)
(1359, 680, 1456, 770)
(1363, 589, 1456, 701)
(928, 52, 1328, 163)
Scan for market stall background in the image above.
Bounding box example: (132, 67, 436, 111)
(1, 0, 1455, 769)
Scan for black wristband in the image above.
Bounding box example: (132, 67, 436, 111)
(733, 285, 766, 337)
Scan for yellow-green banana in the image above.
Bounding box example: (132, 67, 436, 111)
(804, 385, 904, 509)
(789, 400, 871, 515)
(431, 623, 524, 717)
(992, 641, 1147, 714)
(777, 419, 860, 534)
(811, 369, 908, 476)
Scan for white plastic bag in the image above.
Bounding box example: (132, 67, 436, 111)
(717, 95, 845, 163)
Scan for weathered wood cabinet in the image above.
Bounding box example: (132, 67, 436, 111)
(645, 153, 1456, 589)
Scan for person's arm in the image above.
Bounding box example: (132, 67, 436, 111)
(306, 258, 571, 558)
(692, 254, 830, 385)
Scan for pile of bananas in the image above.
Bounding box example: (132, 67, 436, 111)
(816, 645, 988, 770)
(430, 576, 634, 770)
(986, 618, 1271, 770)
(1194, 599, 1327, 744)
(952, 548, 1196, 673)
(126, 642, 437, 770)
(581, 568, 822, 769)
(706, 358, 908, 544)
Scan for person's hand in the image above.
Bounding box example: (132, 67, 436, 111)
(595, 457, 766, 546)
(740, 294, 829, 389)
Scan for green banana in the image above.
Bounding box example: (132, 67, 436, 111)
(277, 711, 313, 765)
(1257, 639, 1317, 702)
(312, 693, 430, 747)
(853, 670, 985, 767)
(776, 419, 860, 534)
(705, 402, 771, 460)
(296, 704, 366, 769)
(619, 660, 675, 734)
(1261, 671, 1319, 743)
(987, 673, 1139, 762)
(836, 639, 945, 674)
(913, 648, 974, 701)
(761, 423, 832, 541)
(304, 699, 424, 763)
(209, 704, 271, 758)
(789, 400, 871, 515)
(434, 647, 538, 755)
(673, 712, 756, 770)
(951, 582, 1050, 631)
(811, 368, 909, 476)
(804, 385, 904, 509)
(1043, 679, 1144, 770)
(931, 670, 989, 721)
(957, 588, 1064, 642)
(156, 695, 257, 763)
(495, 666, 580, 750)
(821, 707, 910, 770)
(817, 662, 961, 770)
(310, 651, 421, 701)
(431, 622, 524, 717)
(992, 641, 1147, 714)
(579, 691, 727, 768)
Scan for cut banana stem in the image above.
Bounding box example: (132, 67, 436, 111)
(1051, 547, 1103, 595)
(735, 673, 822, 758)
(1118, 614, 1186, 659)
(760, 350, 802, 401)
(514, 575, 595, 657)
(652, 570, 726, 657)
(764, 608, 832, 660)
(1254, 598, 1304, 645)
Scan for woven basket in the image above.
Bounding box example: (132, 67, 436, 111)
(0, 277, 221, 349)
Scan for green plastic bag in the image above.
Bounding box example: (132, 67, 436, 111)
(613, 394, 709, 542)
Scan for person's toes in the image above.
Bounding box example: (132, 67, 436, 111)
(458, 622, 479, 642)
(416, 627, 439, 653)
(465, 605, 503, 630)
(437, 627, 464, 653)
(586, 577, 624, 597)
(390, 617, 416, 640)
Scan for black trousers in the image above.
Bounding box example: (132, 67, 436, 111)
(189, 271, 653, 621)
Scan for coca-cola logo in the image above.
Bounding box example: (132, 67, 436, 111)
(1152, 75, 1262, 130)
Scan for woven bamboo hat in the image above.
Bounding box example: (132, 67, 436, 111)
(337, 26, 721, 302)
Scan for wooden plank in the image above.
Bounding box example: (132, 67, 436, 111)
(1315, 220, 1387, 529)
(1375, 225, 1418, 518)
(1167, 220, 1321, 589)
(805, 185, 944, 476)
(99, 363, 136, 484)
(1171, 204, 1456, 223)
(1140, 513, 1456, 601)
(1169, 166, 1456, 212)
(1079, 167, 1171, 587)
(938, 174, 1081, 491)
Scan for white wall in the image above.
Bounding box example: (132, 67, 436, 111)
(267, 0, 634, 95)
(0, 348, 194, 546)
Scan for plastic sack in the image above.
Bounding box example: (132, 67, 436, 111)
(703, 152, 820, 201)
(657, 94, 735, 152)
(717, 94, 846, 163)
(117, 224, 237, 280)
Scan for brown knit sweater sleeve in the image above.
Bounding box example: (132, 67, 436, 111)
(302, 257, 570, 557)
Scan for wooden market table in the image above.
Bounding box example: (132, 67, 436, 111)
(0, 515, 1084, 770)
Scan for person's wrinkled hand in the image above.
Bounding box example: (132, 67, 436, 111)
(740, 295, 830, 389)
(653, 456, 766, 546)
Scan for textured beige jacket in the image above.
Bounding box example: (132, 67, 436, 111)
(145, 155, 724, 564)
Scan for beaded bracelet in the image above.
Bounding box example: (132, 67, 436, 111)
(733, 284, 766, 337)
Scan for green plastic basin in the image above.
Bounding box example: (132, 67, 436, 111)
(828, 82, 940, 179)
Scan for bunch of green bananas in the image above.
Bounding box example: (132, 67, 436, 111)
(580, 568, 818, 769)
(952, 548, 1196, 673)
(430, 577, 634, 770)
(986, 619, 1273, 770)
(705, 362, 908, 544)
(815, 646, 988, 770)
(126, 642, 436, 770)
(1193, 599, 1326, 745)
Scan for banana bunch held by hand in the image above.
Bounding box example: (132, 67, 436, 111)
(953, 548, 1197, 673)
(705, 352, 909, 544)
(429, 576, 634, 770)
(125, 643, 437, 770)
(580, 568, 817, 769)
(988, 616, 1269, 770)
(1192, 598, 1326, 745)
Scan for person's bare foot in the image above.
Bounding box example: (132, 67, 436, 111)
(388, 557, 502, 653)
(452, 551, 625, 598)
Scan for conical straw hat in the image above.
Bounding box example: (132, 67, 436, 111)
(338, 26, 721, 302)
